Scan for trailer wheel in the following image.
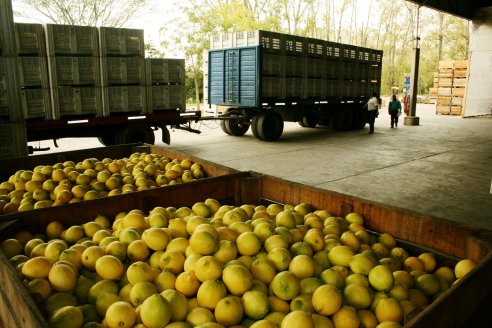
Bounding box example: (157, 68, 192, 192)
(352, 106, 368, 130)
(254, 111, 284, 141)
(298, 115, 318, 128)
(333, 106, 354, 131)
(98, 133, 116, 146)
(220, 120, 232, 135)
(117, 124, 155, 145)
(224, 118, 249, 136)
(251, 115, 261, 139)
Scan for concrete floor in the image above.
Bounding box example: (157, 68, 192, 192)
(30, 104, 492, 231)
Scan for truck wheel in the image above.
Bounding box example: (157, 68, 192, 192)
(352, 106, 368, 130)
(220, 120, 232, 135)
(98, 133, 116, 146)
(254, 111, 284, 141)
(251, 115, 261, 139)
(224, 118, 249, 136)
(333, 106, 354, 131)
(117, 124, 155, 145)
(298, 115, 318, 128)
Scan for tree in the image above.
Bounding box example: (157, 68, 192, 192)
(14, 0, 149, 27)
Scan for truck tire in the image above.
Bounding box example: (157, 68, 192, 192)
(298, 115, 318, 128)
(117, 124, 155, 145)
(98, 133, 116, 146)
(352, 106, 368, 130)
(220, 120, 232, 135)
(251, 115, 261, 139)
(333, 106, 354, 131)
(224, 118, 249, 136)
(254, 111, 284, 141)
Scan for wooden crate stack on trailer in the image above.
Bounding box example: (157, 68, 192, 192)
(145, 58, 186, 113)
(46, 24, 102, 119)
(99, 27, 146, 115)
(0, 165, 491, 327)
(15, 23, 51, 120)
(0, 0, 28, 159)
(435, 60, 468, 116)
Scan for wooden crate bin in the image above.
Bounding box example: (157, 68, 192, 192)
(0, 171, 491, 327)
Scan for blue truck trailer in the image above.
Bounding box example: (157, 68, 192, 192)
(208, 30, 383, 141)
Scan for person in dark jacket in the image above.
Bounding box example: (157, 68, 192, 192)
(388, 94, 402, 128)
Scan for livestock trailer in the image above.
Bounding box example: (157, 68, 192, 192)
(208, 30, 383, 141)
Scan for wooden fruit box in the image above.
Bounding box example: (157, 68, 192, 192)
(0, 172, 491, 328)
(0, 143, 239, 220)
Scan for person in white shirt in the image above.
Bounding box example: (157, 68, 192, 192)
(366, 92, 380, 134)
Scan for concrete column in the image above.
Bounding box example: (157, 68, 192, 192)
(464, 7, 492, 117)
(404, 47, 420, 125)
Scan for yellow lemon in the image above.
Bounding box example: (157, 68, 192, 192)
(197, 279, 227, 310)
(454, 259, 476, 279)
(332, 306, 360, 328)
(270, 271, 300, 301)
(127, 261, 154, 285)
(140, 294, 172, 328)
(189, 230, 218, 255)
(159, 250, 186, 275)
(214, 296, 243, 326)
(375, 298, 403, 324)
(280, 310, 314, 328)
(161, 289, 188, 322)
(175, 271, 201, 297)
(312, 284, 342, 316)
(22, 256, 53, 279)
(48, 263, 76, 292)
(105, 301, 136, 328)
(95, 255, 124, 281)
(194, 255, 223, 282)
(222, 264, 254, 296)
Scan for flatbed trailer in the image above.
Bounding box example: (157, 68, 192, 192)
(24, 110, 201, 152)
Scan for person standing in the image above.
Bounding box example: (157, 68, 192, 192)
(366, 92, 379, 134)
(388, 94, 402, 128)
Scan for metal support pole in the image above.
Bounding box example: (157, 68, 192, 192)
(404, 47, 420, 125)
(404, 4, 421, 126)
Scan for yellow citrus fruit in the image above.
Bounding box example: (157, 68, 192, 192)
(87, 280, 119, 304)
(375, 297, 403, 324)
(161, 289, 189, 322)
(123, 212, 148, 230)
(140, 294, 172, 328)
(418, 252, 437, 273)
(328, 245, 355, 267)
(64, 225, 85, 244)
(345, 212, 364, 225)
(358, 309, 378, 328)
(46, 221, 65, 239)
(175, 271, 201, 297)
(280, 310, 314, 328)
(48, 305, 84, 328)
(343, 284, 373, 309)
(393, 270, 414, 289)
(44, 240, 68, 262)
(454, 259, 476, 279)
(332, 306, 361, 328)
(154, 270, 176, 292)
(214, 240, 238, 264)
(250, 319, 279, 328)
(105, 301, 136, 328)
(194, 255, 223, 282)
(22, 256, 53, 279)
(242, 290, 269, 320)
(95, 292, 122, 317)
(127, 261, 154, 285)
(415, 273, 440, 297)
(48, 263, 76, 292)
(159, 250, 186, 275)
(264, 311, 287, 325)
(408, 288, 429, 308)
(197, 279, 228, 310)
(127, 240, 150, 262)
(105, 241, 127, 262)
(222, 264, 254, 296)
(189, 230, 218, 255)
(236, 231, 262, 256)
(166, 237, 189, 254)
(270, 271, 300, 301)
(130, 281, 157, 307)
(250, 257, 277, 284)
(368, 265, 394, 292)
(81, 246, 106, 271)
(44, 292, 78, 316)
(290, 294, 314, 313)
(28, 278, 52, 302)
(311, 313, 335, 328)
(268, 295, 290, 313)
(289, 254, 316, 279)
(214, 296, 244, 326)
(95, 255, 124, 281)
(141, 227, 170, 251)
(378, 233, 396, 250)
(312, 284, 342, 316)
(403, 256, 425, 272)
(434, 266, 456, 284)
(267, 247, 292, 272)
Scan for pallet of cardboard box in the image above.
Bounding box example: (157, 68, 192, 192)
(0, 168, 491, 327)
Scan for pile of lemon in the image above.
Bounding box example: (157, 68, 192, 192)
(0, 200, 477, 328)
(0, 152, 205, 214)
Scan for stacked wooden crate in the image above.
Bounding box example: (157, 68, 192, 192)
(46, 24, 102, 119)
(0, 0, 28, 158)
(435, 60, 468, 116)
(145, 58, 186, 112)
(15, 23, 51, 119)
(429, 72, 438, 104)
(99, 27, 146, 115)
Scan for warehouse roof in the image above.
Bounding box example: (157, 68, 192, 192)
(407, 0, 490, 20)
